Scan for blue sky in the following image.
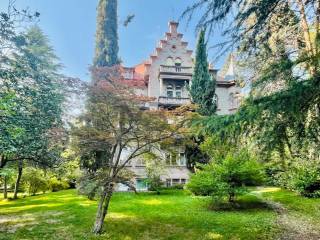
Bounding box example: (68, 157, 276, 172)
(0, 0, 226, 81)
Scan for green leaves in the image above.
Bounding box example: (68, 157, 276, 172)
(94, 0, 119, 67)
(187, 149, 265, 202)
(0, 25, 64, 167)
(190, 30, 217, 116)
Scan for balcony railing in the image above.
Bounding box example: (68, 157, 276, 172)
(159, 65, 193, 75)
(158, 96, 191, 106)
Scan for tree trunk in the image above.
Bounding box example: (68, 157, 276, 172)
(13, 161, 23, 199)
(228, 192, 235, 203)
(3, 175, 8, 199)
(0, 155, 7, 169)
(92, 182, 114, 234)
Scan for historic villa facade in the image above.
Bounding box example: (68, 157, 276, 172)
(118, 21, 241, 191)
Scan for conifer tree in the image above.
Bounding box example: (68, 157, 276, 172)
(190, 30, 217, 116)
(93, 0, 119, 67)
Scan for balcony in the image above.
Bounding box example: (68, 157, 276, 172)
(158, 96, 191, 107)
(159, 65, 193, 77)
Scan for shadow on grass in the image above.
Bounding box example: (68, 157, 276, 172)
(207, 194, 274, 212)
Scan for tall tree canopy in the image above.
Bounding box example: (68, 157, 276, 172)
(93, 0, 119, 67)
(190, 30, 217, 116)
(184, 0, 320, 163)
(0, 25, 64, 168)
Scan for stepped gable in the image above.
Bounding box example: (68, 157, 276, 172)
(147, 21, 193, 65)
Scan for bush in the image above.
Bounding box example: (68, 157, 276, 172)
(146, 176, 163, 194)
(22, 168, 48, 195)
(281, 161, 320, 198)
(167, 184, 185, 190)
(187, 150, 265, 203)
(186, 169, 216, 195)
(48, 177, 69, 192)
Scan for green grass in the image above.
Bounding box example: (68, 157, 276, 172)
(261, 187, 320, 226)
(0, 189, 278, 240)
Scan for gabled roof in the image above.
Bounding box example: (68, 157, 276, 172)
(146, 21, 193, 65)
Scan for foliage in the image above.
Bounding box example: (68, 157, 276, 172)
(279, 160, 320, 198)
(21, 168, 48, 195)
(21, 168, 70, 195)
(189, 30, 216, 116)
(48, 177, 69, 192)
(93, 0, 119, 67)
(184, 135, 210, 171)
(187, 150, 265, 203)
(72, 66, 176, 233)
(144, 153, 165, 194)
(0, 24, 65, 170)
(0, 167, 16, 193)
(186, 167, 216, 196)
(183, 0, 320, 195)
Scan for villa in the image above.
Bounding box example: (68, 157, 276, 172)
(118, 21, 241, 191)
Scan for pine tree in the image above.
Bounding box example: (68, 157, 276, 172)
(190, 30, 217, 116)
(93, 0, 119, 67)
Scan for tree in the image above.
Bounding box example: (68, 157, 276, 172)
(183, 0, 320, 175)
(187, 149, 264, 204)
(0, 25, 65, 199)
(189, 30, 217, 116)
(72, 66, 175, 234)
(0, 1, 40, 170)
(0, 167, 15, 199)
(93, 0, 119, 67)
(144, 152, 166, 194)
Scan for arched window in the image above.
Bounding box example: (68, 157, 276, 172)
(167, 84, 174, 97)
(166, 57, 174, 66)
(175, 58, 182, 67)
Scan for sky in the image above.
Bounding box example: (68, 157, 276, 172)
(0, 0, 227, 81)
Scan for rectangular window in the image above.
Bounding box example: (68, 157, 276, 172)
(176, 91, 181, 98)
(136, 179, 148, 191)
(172, 179, 180, 186)
(167, 90, 173, 98)
(166, 179, 171, 187)
(178, 153, 186, 166)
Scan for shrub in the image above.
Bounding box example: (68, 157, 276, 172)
(22, 168, 48, 195)
(167, 184, 184, 190)
(282, 161, 320, 198)
(48, 177, 69, 192)
(187, 150, 265, 203)
(186, 168, 216, 195)
(146, 176, 163, 194)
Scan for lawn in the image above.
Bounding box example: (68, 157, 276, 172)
(0, 189, 278, 240)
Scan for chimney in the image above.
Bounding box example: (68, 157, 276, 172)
(169, 21, 179, 34)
